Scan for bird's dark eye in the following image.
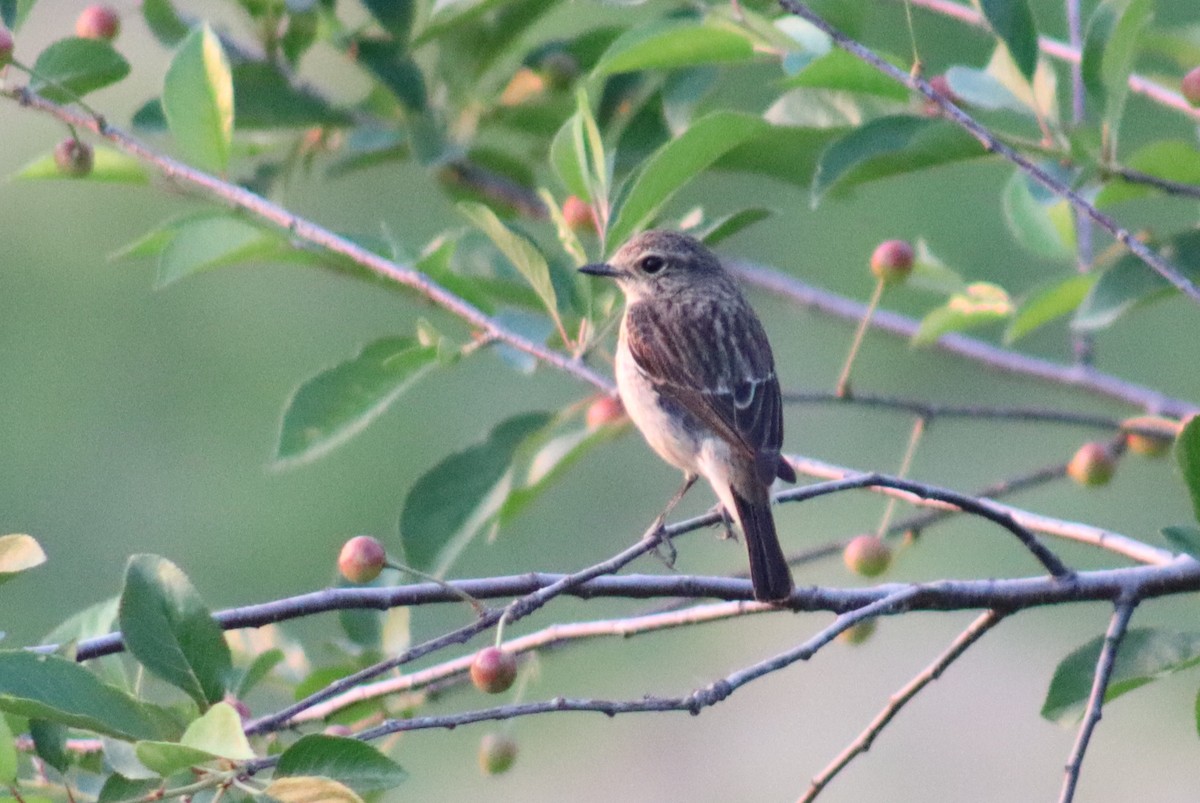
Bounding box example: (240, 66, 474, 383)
(639, 255, 665, 274)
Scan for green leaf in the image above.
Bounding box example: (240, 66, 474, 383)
(606, 111, 766, 249)
(716, 125, 840, 189)
(1004, 274, 1095, 343)
(29, 720, 69, 773)
(1001, 169, 1075, 261)
(1096, 141, 1200, 208)
(592, 18, 755, 76)
(944, 66, 1030, 114)
(274, 337, 439, 468)
(135, 701, 253, 776)
(1073, 230, 1200, 331)
(812, 116, 987, 205)
(233, 648, 284, 698)
(0, 0, 35, 30)
(399, 412, 552, 572)
(1042, 629, 1200, 723)
(275, 735, 407, 793)
(265, 776, 363, 803)
(354, 38, 426, 112)
(1081, 0, 1153, 125)
(912, 282, 1014, 345)
(980, 0, 1039, 80)
(0, 715, 16, 783)
(695, 208, 773, 246)
(98, 774, 160, 803)
(29, 38, 130, 103)
(549, 90, 608, 205)
(156, 215, 286, 288)
(42, 597, 124, 688)
(907, 239, 967, 296)
(498, 425, 623, 525)
(1176, 416, 1200, 525)
(1162, 525, 1200, 559)
(458, 202, 558, 319)
(163, 24, 234, 173)
(0, 651, 173, 741)
(0, 534, 45, 584)
(363, 0, 415, 41)
(779, 48, 908, 100)
(119, 554, 232, 710)
(14, 146, 150, 183)
(233, 62, 353, 128)
(142, 0, 190, 46)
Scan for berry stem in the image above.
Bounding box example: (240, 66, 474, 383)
(834, 277, 885, 397)
(875, 415, 927, 537)
(385, 560, 486, 616)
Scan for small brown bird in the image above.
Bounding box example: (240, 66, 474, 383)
(580, 230, 796, 601)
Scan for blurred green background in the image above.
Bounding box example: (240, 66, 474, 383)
(2, 1, 1200, 800)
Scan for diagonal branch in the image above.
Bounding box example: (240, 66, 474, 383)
(2, 86, 613, 395)
(801, 609, 1005, 802)
(775, 0, 1200, 306)
(1058, 597, 1138, 803)
(736, 261, 1199, 419)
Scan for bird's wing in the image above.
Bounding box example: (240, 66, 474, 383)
(624, 295, 786, 486)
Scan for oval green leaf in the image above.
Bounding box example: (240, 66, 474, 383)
(1073, 230, 1200, 331)
(779, 48, 909, 100)
(30, 38, 130, 103)
(980, 0, 1039, 80)
(1042, 628, 1200, 723)
(14, 146, 150, 184)
(156, 215, 286, 288)
(275, 735, 407, 793)
(606, 111, 766, 249)
(399, 412, 551, 572)
(1004, 274, 1095, 343)
(274, 337, 439, 468)
(1001, 169, 1075, 261)
(593, 19, 755, 76)
(118, 554, 231, 710)
(812, 116, 987, 205)
(1176, 416, 1200, 525)
(163, 24, 234, 173)
(912, 282, 1014, 346)
(458, 202, 558, 320)
(0, 651, 174, 741)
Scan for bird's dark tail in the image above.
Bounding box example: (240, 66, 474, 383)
(731, 487, 794, 602)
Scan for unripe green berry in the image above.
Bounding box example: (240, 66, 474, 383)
(843, 535, 892, 578)
(1067, 442, 1116, 486)
(54, 138, 93, 177)
(870, 239, 914, 284)
(479, 733, 518, 775)
(470, 646, 517, 694)
(338, 535, 386, 584)
(838, 619, 877, 645)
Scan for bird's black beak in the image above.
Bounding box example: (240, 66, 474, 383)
(578, 262, 620, 278)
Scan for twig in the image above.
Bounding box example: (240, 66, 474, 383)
(243, 521, 673, 734)
(1104, 166, 1200, 202)
(1058, 597, 1138, 803)
(775, 0, 1200, 306)
(736, 261, 1199, 418)
(898, 0, 1200, 123)
(2, 86, 613, 395)
(292, 598, 775, 723)
(787, 453, 1174, 566)
(801, 609, 1004, 802)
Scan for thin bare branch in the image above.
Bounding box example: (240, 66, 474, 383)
(737, 261, 1199, 419)
(1059, 598, 1139, 803)
(801, 609, 1005, 802)
(776, 0, 1200, 306)
(2, 86, 613, 395)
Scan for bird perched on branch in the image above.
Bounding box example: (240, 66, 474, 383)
(580, 230, 795, 601)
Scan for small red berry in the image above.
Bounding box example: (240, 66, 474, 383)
(585, 395, 625, 429)
(0, 27, 14, 68)
(470, 646, 517, 694)
(562, 195, 598, 234)
(1182, 67, 1200, 107)
(479, 733, 518, 775)
(54, 138, 94, 177)
(843, 535, 892, 578)
(1067, 442, 1116, 486)
(869, 239, 915, 284)
(76, 5, 120, 41)
(338, 535, 387, 584)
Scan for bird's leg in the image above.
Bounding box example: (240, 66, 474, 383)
(644, 472, 698, 567)
(710, 503, 737, 541)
